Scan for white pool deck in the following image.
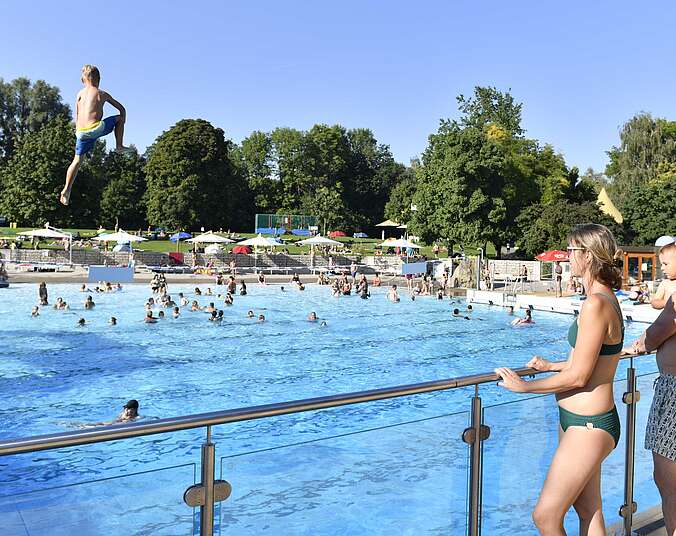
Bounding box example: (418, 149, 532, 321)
(467, 290, 661, 324)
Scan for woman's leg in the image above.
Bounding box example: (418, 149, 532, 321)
(532, 426, 614, 536)
(573, 467, 605, 535)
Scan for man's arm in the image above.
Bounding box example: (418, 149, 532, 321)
(645, 294, 676, 352)
(650, 281, 668, 309)
(104, 92, 126, 121)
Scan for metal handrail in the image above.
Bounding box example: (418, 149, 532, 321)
(0, 354, 651, 456)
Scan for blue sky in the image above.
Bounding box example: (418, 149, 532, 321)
(3, 1, 675, 173)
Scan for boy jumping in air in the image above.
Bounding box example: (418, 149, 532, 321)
(60, 64, 130, 205)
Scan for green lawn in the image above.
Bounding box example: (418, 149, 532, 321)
(0, 227, 495, 258)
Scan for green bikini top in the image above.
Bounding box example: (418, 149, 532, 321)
(568, 293, 625, 356)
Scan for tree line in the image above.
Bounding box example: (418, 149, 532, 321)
(0, 77, 673, 256)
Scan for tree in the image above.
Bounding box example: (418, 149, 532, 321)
(622, 178, 676, 245)
(301, 184, 349, 235)
(99, 149, 147, 229)
(384, 168, 417, 224)
(515, 200, 626, 257)
(0, 78, 70, 162)
(605, 113, 676, 207)
(240, 130, 279, 214)
(0, 116, 103, 227)
(457, 86, 525, 137)
(410, 121, 510, 250)
(144, 119, 245, 230)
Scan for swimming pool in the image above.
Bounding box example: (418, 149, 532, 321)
(0, 283, 658, 535)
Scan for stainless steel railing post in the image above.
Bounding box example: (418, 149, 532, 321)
(464, 385, 489, 536)
(200, 426, 216, 536)
(620, 357, 639, 535)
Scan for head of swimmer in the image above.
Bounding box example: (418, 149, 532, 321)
(121, 399, 139, 420)
(81, 64, 100, 87)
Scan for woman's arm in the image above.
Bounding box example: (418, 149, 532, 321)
(497, 296, 606, 394)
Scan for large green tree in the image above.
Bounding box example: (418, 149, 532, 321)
(515, 200, 627, 257)
(605, 113, 676, 207)
(622, 178, 676, 245)
(99, 149, 147, 229)
(0, 116, 104, 227)
(144, 119, 245, 230)
(0, 77, 70, 162)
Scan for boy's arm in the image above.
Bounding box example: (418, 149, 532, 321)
(650, 281, 667, 309)
(103, 92, 126, 121)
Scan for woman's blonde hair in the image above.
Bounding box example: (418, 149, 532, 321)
(81, 64, 100, 84)
(568, 223, 623, 289)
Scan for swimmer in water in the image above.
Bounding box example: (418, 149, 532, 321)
(217, 310, 224, 322)
(158, 310, 165, 319)
(205, 287, 213, 296)
(257, 314, 265, 322)
(511, 309, 534, 326)
(114, 399, 140, 423)
(77, 317, 86, 326)
(195, 287, 202, 296)
(31, 306, 40, 317)
(437, 290, 444, 300)
(308, 311, 318, 322)
(206, 302, 216, 313)
(209, 310, 218, 322)
(109, 316, 117, 326)
(84, 295, 95, 309)
(320, 320, 327, 327)
(172, 307, 180, 319)
(507, 305, 514, 315)
(145, 311, 157, 323)
(240, 281, 247, 295)
(467, 304, 473, 312)
(80, 284, 91, 292)
(280, 286, 285, 292)
(191, 300, 201, 311)
(387, 285, 400, 303)
(452, 308, 470, 320)
(247, 310, 255, 318)
(224, 293, 234, 306)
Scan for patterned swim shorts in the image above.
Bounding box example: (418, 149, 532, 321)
(645, 374, 676, 461)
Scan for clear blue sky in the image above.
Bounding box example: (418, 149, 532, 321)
(3, 1, 676, 173)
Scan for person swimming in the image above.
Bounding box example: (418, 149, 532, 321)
(114, 399, 140, 423)
(191, 300, 201, 311)
(239, 281, 247, 295)
(172, 307, 180, 319)
(320, 320, 328, 327)
(109, 316, 117, 326)
(31, 306, 40, 317)
(195, 287, 202, 296)
(84, 295, 95, 309)
(452, 308, 470, 320)
(77, 317, 86, 327)
(158, 310, 165, 319)
(511, 309, 534, 326)
(257, 314, 265, 323)
(145, 311, 157, 323)
(247, 310, 255, 318)
(308, 311, 318, 322)
(387, 285, 400, 303)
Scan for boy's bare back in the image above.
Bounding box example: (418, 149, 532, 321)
(76, 86, 108, 129)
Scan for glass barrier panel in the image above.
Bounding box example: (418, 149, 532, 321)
(216, 404, 470, 535)
(481, 369, 661, 535)
(0, 455, 196, 536)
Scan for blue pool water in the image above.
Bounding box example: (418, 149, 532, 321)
(0, 283, 658, 535)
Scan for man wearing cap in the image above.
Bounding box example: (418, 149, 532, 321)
(652, 237, 676, 310)
(115, 400, 139, 423)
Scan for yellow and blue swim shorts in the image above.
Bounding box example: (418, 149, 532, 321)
(75, 115, 119, 155)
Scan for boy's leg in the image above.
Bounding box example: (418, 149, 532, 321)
(60, 154, 82, 206)
(111, 115, 131, 153)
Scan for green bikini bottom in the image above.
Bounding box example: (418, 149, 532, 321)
(558, 405, 621, 448)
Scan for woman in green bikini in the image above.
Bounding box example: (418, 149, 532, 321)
(495, 223, 624, 536)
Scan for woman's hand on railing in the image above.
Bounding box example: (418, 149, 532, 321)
(494, 367, 528, 393)
(526, 355, 553, 372)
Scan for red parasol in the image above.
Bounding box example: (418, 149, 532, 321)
(232, 245, 252, 254)
(328, 231, 346, 238)
(535, 250, 568, 262)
